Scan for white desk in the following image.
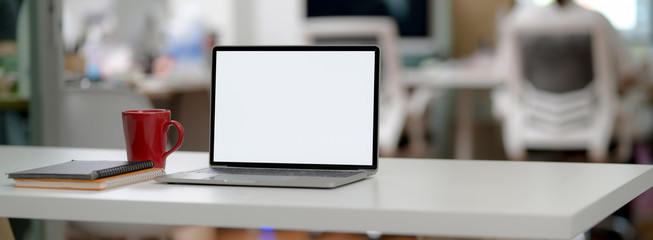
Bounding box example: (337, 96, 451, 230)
(1, 146, 653, 239)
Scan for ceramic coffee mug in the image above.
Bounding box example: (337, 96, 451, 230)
(122, 109, 184, 169)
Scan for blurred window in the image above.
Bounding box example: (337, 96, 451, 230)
(521, 0, 652, 44)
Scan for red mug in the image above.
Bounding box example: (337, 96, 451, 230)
(122, 109, 184, 169)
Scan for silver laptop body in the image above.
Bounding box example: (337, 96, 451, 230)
(156, 46, 379, 188)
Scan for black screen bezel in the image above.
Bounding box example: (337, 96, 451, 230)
(209, 45, 379, 170)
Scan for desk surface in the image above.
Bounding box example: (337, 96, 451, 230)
(1, 146, 652, 239)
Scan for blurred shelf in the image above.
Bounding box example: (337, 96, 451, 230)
(0, 97, 28, 111)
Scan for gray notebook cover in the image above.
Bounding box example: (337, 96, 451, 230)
(7, 160, 154, 180)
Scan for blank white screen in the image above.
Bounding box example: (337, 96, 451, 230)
(213, 51, 375, 165)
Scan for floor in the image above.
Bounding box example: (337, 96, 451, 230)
(168, 228, 424, 240)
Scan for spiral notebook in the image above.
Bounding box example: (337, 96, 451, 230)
(13, 168, 165, 190)
(7, 160, 154, 180)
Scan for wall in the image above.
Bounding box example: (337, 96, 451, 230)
(234, 0, 305, 45)
(451, 0, 513, 58)
(175, 0, 235, 45)
(169, 0, 305, 45)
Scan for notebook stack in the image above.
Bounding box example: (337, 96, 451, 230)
(7, 160, 165, 190)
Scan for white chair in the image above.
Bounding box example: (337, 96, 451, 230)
(499, 26, 627, 162)
(305, 16, 437, 156)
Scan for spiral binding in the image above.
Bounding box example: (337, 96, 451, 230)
(95, 160, 154, 179)
(104, 168, 166, 188)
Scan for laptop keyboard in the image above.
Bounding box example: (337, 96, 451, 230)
(193, 167, 363, 178)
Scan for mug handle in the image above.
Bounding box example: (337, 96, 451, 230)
(163, 120, 184, 159)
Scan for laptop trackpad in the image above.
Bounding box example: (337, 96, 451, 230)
(207, 175, 297, 183)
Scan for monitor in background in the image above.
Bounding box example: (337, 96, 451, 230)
(307, 0, 452, 58)
(307, 0, 428, 37)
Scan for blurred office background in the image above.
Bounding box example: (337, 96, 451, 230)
(3, 0, 653, 239)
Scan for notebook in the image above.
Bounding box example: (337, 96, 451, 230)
(155, 45, 379, 188)
(7, 160, 155, 180)
(13, 168, 165, 190)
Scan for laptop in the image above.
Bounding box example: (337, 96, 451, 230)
(155, 45, 379, 188)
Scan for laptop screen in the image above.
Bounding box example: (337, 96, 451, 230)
(210, 46, 378, 168)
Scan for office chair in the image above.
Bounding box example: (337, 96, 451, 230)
(305, 16, 437, 156)
(498, 26, 632, 162)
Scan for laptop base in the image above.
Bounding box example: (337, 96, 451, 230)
(156, 167, 371, 189)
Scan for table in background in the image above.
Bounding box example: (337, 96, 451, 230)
(407, 57, 503, 159)
(135, 74, 212, 151)
(1, 146, 652, 239)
